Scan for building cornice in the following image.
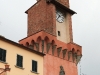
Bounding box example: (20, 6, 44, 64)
(25, 0, 76, 15)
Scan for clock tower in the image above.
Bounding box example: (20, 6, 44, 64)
(19, 0, 82, 75)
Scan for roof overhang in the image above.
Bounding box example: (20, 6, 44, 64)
(47, 0, 77, 15)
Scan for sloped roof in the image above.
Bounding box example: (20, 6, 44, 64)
(25, 0, 76, 15)
(51, 0, 76, 15)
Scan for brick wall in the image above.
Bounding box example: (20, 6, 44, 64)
(56, 0, 69, 7)
(27, 0, 56, 36)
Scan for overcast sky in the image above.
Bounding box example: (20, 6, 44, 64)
(0, 0, 100, 75)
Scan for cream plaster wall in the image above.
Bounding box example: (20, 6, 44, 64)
(0, 68, 6, 75)
(56, 13, 70, 43)
(0, 72, 6, 75)
(0, 40, 43, 75)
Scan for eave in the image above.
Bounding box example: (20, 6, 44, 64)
(49, 0, 77, 15)
(25, 0, 76, 15)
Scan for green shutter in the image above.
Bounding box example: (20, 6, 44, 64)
(17, 55, 19, 66)
(0, 48, 6, 62)
(19, 56, 23, 67)
(32, 60, 35, 71)
(2, 50, 6, 62)
(32, 60, 37, 72)
(17, 55, 23, 67)
(35, 61, 37, 72)
(0, 48, 2, 60)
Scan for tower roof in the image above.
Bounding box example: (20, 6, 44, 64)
(48, 0, 77, 15)
(25, 0, 76, 15)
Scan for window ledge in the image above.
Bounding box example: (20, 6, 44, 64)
(0, 60, 8, 64)
(31, 70, 39, 74)
(15, 65, 24, 70)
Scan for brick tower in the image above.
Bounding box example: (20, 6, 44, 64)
(19, 0, 82, 75)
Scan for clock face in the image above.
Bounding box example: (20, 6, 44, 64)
(56, 10, 65, 23)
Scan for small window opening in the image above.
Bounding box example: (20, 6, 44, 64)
(0, 48, 6, 62)
(16, 54, 23, 67)
(32, 60, 37, 72)
(58, 31, 61, 36)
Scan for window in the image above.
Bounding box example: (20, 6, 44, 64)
(32, 60, 37, 72)
(0, 48, 6, 62)
(16, 54, 23, 67)
(58, 31, 61, 36)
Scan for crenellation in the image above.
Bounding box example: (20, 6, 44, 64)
(19, 31, 82, 64)
(52, 45, 57, 55)
(57, 47, 62, 57)
(46, 43, 51, 53)
(35, 43, 39, 51)
(68, 51, 72, 61)
(62, 49, 67, 59)
(41, 40, 44, 53)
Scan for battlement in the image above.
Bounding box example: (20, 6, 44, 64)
(19, 31, 82, 64)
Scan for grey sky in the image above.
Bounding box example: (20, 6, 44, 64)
(0, 0, 100, 75)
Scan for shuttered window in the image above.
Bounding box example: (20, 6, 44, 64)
(16, 54, 23, 67)
(0, 48, 6, 62)
(32, 60, 37, 72)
